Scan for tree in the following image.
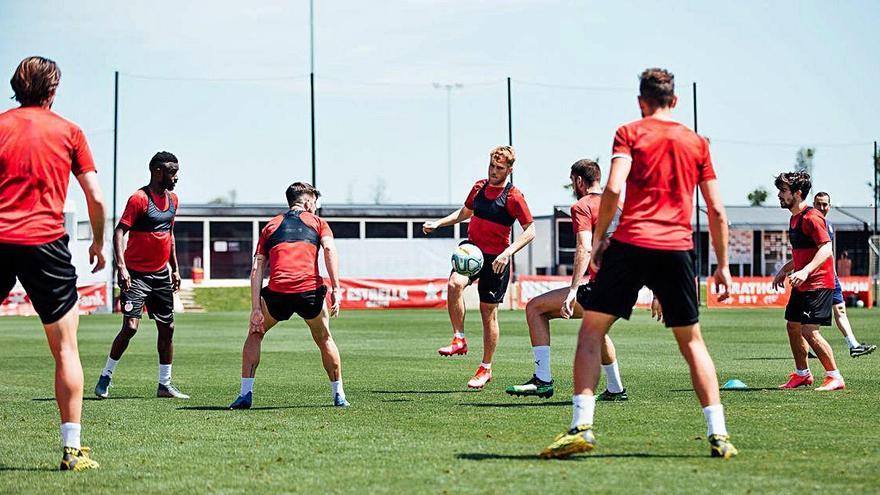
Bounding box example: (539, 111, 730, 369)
(747, 187, 768, 206)
(370, 177, 390, 204)
(795, 147, 816, 176)
(207, 189, 237, 206)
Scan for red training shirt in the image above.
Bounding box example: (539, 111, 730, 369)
(610, 117, 715, 251)
(0, 107, 96, 245)
(570, 193, 601, 279)
(256, 211, 332, 294)
(119, 189, 178, 273)
(789, 207, 835, 291)
(464, 179, 533, 256)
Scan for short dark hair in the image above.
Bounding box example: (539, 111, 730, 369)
(149, 151, 178, 170)
(570, 159, 601, 187)
(639, 68, 675, 107)
(11, 56, 61, 106)
(286, 182, 321, 207)
(774, 171, 812, 198)
(814, 191, 830, 201)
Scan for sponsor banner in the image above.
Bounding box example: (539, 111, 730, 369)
(1, 283, 108, 317)
(707, 276, 873, 308)
(332, 278, 448, 309)
(516, 275, 653, 310)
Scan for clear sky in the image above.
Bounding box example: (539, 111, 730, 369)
(2, 0, 878, 216)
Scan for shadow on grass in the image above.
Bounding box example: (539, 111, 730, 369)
(460, 401, 569, 408)
(371, 389, 477, 395)
(177, 404, 334, 411)
(735, 357, 791, 361)
(0, 466, 56, 472)
(32, 396, 144, 402)
(456, 452, 703, 461)
(670, 387, 782, 392)
(381, 398, 412, 403)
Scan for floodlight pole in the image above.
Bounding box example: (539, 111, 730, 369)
(508, 76, 516, 280)
(433, 82, 462, 204)
(309, 0, 316, 187)
(693, 82, 702, 303)
(874, 140, 878, 236)
(111, 70, 119, 312)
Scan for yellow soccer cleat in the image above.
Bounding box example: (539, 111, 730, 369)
(60, 446, 100, 471)
(708, 434, 738, 459)
(539, 425, 595, 459)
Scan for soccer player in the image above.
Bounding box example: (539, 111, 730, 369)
(505, 159, 627, 401)
(540, 68, 737, 459)
(94, 152, 189, 399)
(228, 182, 348, 409)
(809, 192, 874, 357)
(0, 56, 105, 470)
(423, 146, 535, 389)
(772, 174, 845, 391)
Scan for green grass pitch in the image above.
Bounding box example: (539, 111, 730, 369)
(1, 308, 877, 493)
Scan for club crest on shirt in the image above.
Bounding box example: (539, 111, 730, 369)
(124, 301, 133, 312)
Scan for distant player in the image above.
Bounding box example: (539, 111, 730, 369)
(772, 174, 845, 391)
(541, 68, 737, 459)
(423, 146, 535, 389)
(0, 56, 106, 470)
(94, 152, 189, 399)
(505, 159, 627, 401)
(809, 192, 874, 357)
(229, 182, 348, 409)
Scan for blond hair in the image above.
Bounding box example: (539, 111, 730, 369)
(490, 146, 515, 166)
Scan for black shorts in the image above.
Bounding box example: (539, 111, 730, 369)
(785, 288, 833, 326)
(459, 246, 510, 305)
(574, 282, 594, 309)
(120, 268, 174, 324)
(585, 240, 698, 328)
(262, 285, 327, 321)
(0, 236, 79, 324)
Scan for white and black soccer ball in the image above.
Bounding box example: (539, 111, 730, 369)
(451, 243, 484, 277)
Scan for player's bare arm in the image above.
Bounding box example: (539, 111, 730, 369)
(169, 233, 181, 292)
(249, 255, 267, 334)
(789, 242, 832, 288)
(700, 178, 732, 301)
(77, 171, 106, 273)
(561, 229, 592, 319)
(423, 206, 473, 234)
(322, 235, 342, 317)
(772, 260, 795, 289)
(590, 156, 631, 271)
(113, 225, 131, 291)
(492, 221, 535, 274)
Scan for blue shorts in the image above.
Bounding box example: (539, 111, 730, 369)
(832, 276, 844, 305)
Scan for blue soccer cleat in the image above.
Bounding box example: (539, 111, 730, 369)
(94, 374, 112, 399)
(229, 391, 253, 410)
(333, 393, 350, 407)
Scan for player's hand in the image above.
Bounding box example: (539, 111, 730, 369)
(492, 251, 510, 274)
(772, 270, 787, 290)
(788, 269, 809, 288)
(329, 288, 341, 317)
(712, 265, 732, 301)
(651, 297, 664, 322)
(117, 266, 132, 292)
(422, 221, 439, 234)
(89, 241, 105, 273)
(249, 308, 266, 334)
(560, 287, 577, 319)
(589, 238, 609, 273)
(171, 271, 181, 292)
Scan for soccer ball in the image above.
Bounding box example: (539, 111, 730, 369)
(856, 299, 865, 308)
(451, 243, 484, 277)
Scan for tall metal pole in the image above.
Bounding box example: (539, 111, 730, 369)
(693, 82, 702, 303)
(507, 76, 516, 279)
(446, 86, 452, 204)
(874, 140, 878, 236)
(112, 71, 119, 311)
(309, 0, 316, 187)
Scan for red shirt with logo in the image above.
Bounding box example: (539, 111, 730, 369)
(789, 207, 835, 291)
(119, 189, 178, 273)
(610, 117, 715, 251)
(257, 210, 332, 293)
(571, 193, 601, 279)
(464, 179, 533, 256)
(0, 107, 96, 245)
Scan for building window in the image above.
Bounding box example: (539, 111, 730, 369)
(174, 221, 203, 279)
(327, 221, 361, 239)
(77, 221, 92, 241)
(412, 222, 454, 239)
(210, 222, 253, 278)
(365, 221, 407, 239)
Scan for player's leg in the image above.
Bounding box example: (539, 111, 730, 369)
(832, 303, 875, 357)
(507, 287, 567, 397)
(597, 335, 627, 400)
(303, 301, 349, 407)
(439, 272, 470, 356)
(780, 290, 815, 388)
(801, 323, 845, 391)
(148, 271, 188, 398)
(465, 301, 499, 389)
(95, 274, 148, 398)
(230, 296, 279, 409)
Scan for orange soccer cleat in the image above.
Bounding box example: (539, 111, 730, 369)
(467, 365, 492, 389)
(779, 372, 814, 389)
(438, 337, 468, 357)
(815, 376, 845, 391)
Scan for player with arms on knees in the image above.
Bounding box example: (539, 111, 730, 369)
(0, 56, 106, 470)
(229, 182, 348, 409)
(505, 159, 627, 401)
(540, 68, 737, 459)
(95, 152, 188, 399)
(772, 174, 845, 391)
(805, 192, 874, 357)
(423, 146, 535, 389)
